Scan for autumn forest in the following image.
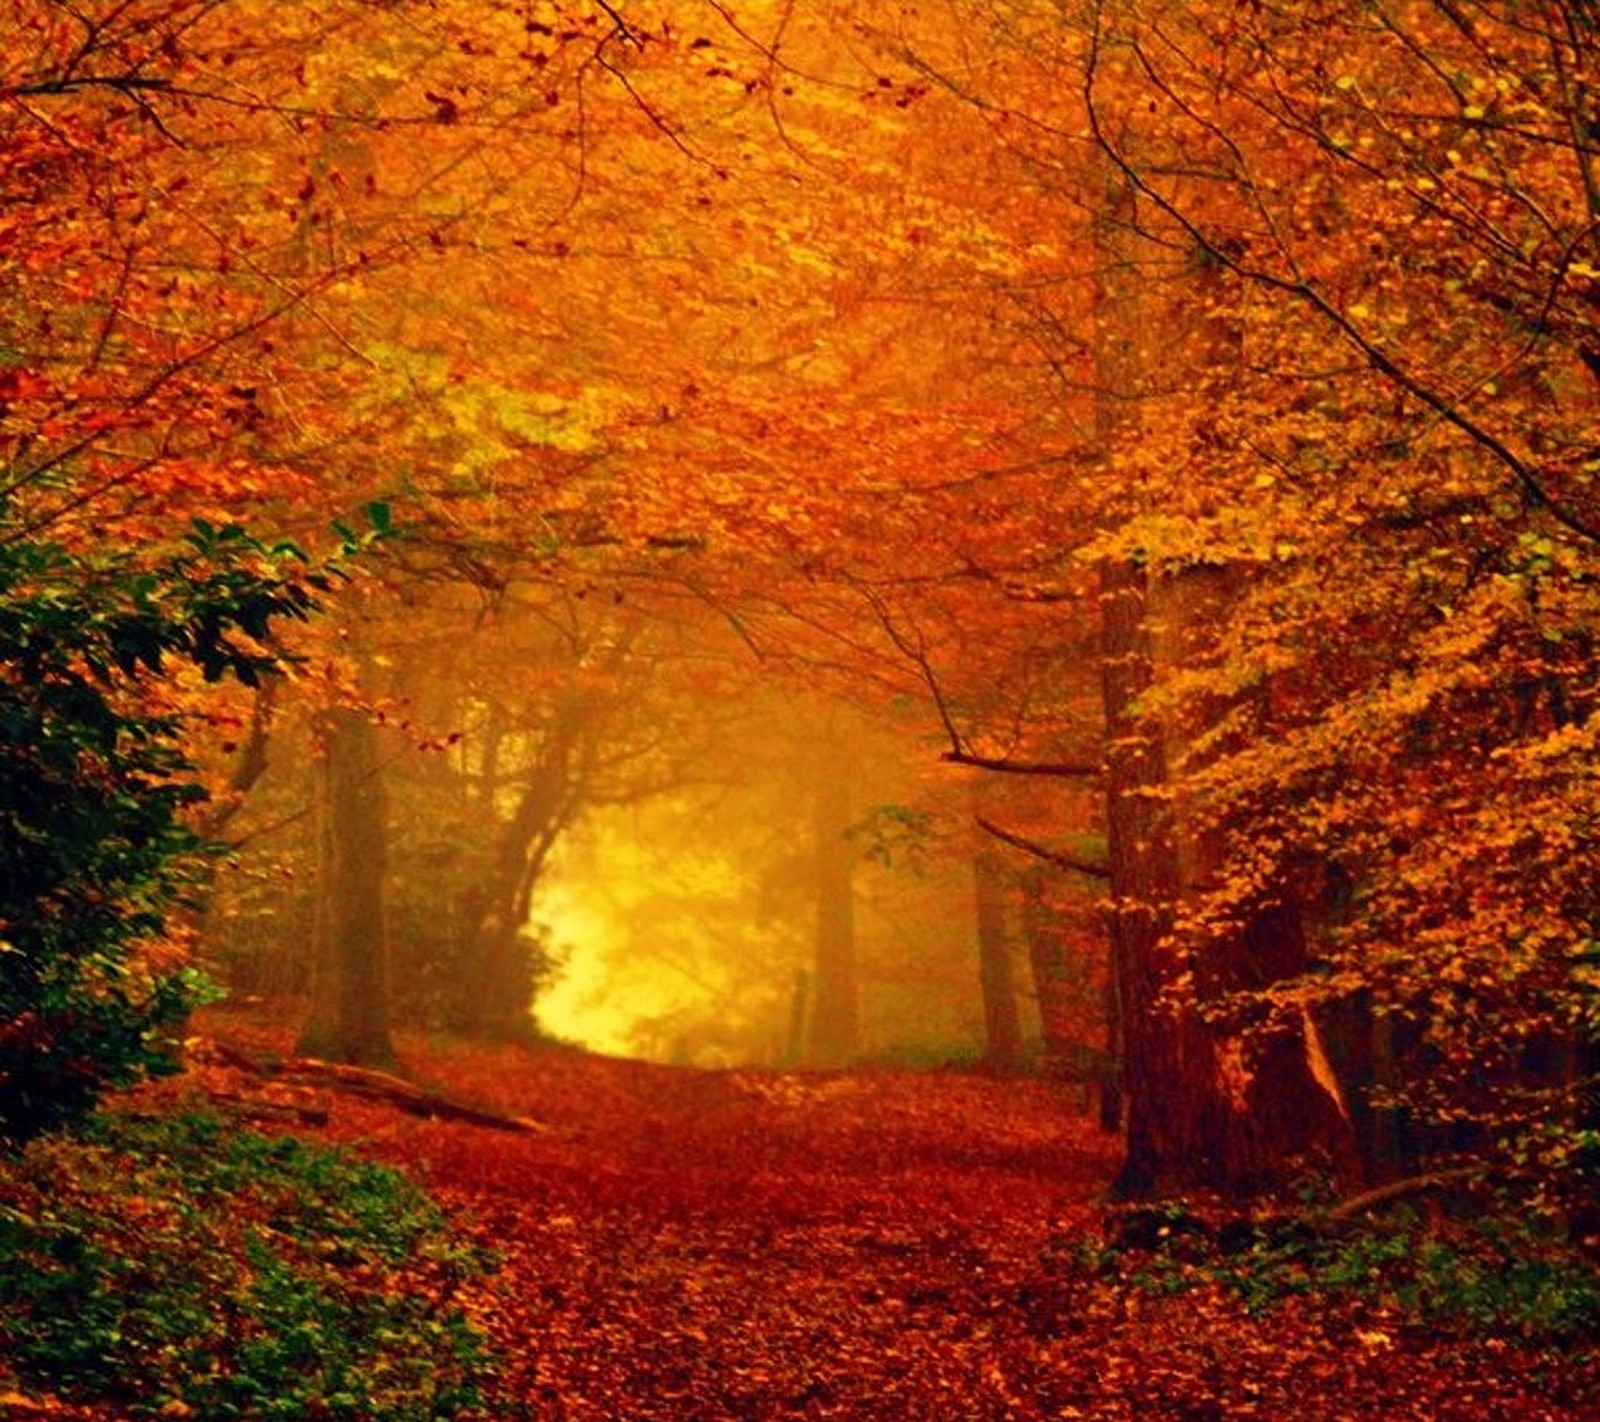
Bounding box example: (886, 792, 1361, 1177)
(3, 0, 1600, 1416)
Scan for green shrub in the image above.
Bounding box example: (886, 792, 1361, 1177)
(1073, 1198, 1600, 1341)
(0, 1109, 493, 1418)
(0, 510, 382, 1148)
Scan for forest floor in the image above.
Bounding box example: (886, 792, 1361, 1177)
(41, 1007, 1600, 1420)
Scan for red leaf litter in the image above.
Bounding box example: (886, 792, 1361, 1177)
(112, 1009, 1599, 1421)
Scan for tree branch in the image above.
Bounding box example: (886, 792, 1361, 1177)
(944, 749, 1101, 779)
(1081, 12, 1600, 548)
(1323, 1166, 1484, 1224)
(975, 814, 1109, 879)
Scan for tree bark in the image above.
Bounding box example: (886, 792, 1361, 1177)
(1088, 147, 1354, 1194)
(1103, 562, 1358, 1196)
(1020, 868, 1074, 1065)
(299, 701, 396, 1068)
(1099, 556, 1196, 1194)
(974, 834, 1025, 1072)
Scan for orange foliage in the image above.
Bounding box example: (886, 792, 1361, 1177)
(8, 0, 1599, 1192)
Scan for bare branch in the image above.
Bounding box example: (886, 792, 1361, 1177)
(943, 749, 1100, 779)
(975, 814, 1108, 879)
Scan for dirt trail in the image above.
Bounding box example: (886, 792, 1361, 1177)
(188, 1014, 1598, 1421)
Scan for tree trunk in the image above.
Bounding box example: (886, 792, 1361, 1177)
(188, 680, 278, 974)
(1021, 868, 1119, 1126)
(784, 968, 809, 1068)
(1099, 555, 1197, 1194)
(974, 836, 1025, 1072)
(1089, 150, 1353, 1194)
(1020, 869, 1074, 1063)
(299, 702, 396, 1067)
(1103, 561, 1357, 1196)
(806, 756, 859, 1065)
(463, 694, 587, 1041)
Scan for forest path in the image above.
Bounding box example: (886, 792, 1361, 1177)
(188, 1010, 1594, 1421)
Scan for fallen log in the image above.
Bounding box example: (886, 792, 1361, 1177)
(280, 1058, 549, 1134)
(205, 1087, 331, 1129)
(181, 1036, 548, 1135)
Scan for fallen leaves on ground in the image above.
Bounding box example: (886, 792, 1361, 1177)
(79, 1009, 1600, 1421)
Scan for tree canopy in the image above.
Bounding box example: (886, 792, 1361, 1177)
(2, 0, 1596, 1217)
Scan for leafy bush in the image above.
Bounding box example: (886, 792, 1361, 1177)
(0, 1109, 493, 1418)
(1071, 1198, 1600, 1341)
(0, 511, 378, 1147)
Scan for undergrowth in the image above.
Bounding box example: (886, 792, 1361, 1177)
(0, 1109, 494, 1419)
(1069, 1198, 1600, 1342)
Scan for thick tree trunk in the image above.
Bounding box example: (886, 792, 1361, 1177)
(1100, 556, 1195, 1195)
(299, 702, 396, 1067)
(1089, 150, 1353, 1194)
(1103, 562, 1356, 1196)
(974, 837, 1025, 1072)
(1309, 989, 1406, 1183)
(1100, 964, 1124, 1134)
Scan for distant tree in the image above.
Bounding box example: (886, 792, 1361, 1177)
(972, 832, 1025, 1073)
(298, 690, 398, 1068)
(805, 720, 863, 1066)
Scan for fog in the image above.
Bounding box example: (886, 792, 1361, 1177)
(530, 830, 792, 1064)
(200, 589, 1107, 1076)
(523, 709, 998, 1067)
